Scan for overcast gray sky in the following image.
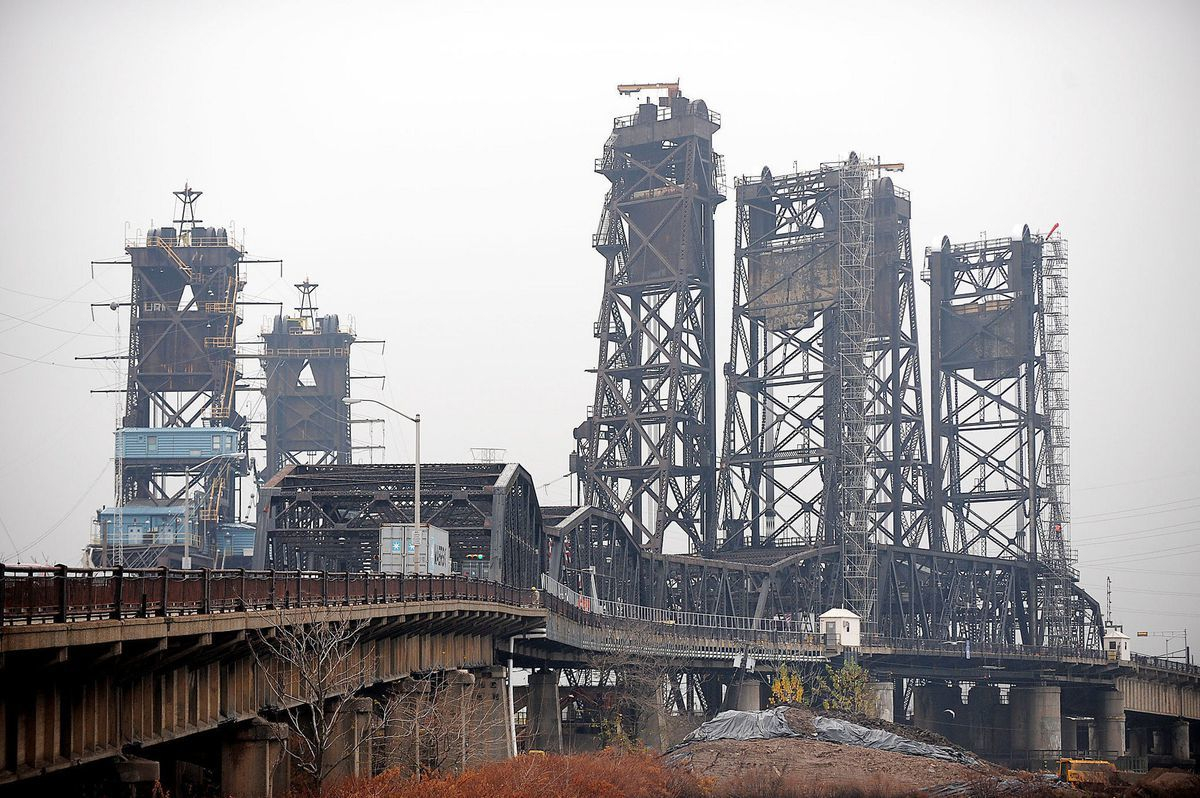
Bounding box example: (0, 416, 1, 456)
(1, 0, 1196, 655)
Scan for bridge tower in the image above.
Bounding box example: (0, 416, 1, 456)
(90, 186, 248, 568)
(572, 86, 726, 554)
(259, 280, 356, 479)
(718, 158, 930, 624)
(926, 227, 1088, 646)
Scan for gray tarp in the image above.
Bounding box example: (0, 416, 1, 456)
(676, 708, 978, 767)
(811, 716, 978, 765)
(680, 707, 801, 744)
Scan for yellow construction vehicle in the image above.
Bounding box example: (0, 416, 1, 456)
(1055, 758, 1117, 788)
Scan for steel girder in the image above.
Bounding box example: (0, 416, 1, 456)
(549, 507, 1099, 646)
(718, 167, 931, 561)
(573, 95, 725, 554)
(256, 463, 546, 585)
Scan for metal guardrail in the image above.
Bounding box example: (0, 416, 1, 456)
(1131, 652, 1200, 676)
(612, 106, 721, 130)
(126, 234, 241, 250)
(542, 574, 817, 635)
(0, 565, 533, 627)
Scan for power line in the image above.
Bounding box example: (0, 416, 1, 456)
(10, 460, 110, 559)
(1074, 519, 1198, 546)
(1073, 496, 1200, 522)
(0, 309, 114, 339)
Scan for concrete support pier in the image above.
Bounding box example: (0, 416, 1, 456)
(912, 683, 961, 742)
(1008, 686, 1062, 767)
(733, 679, 764, 711)
(967, 685, 1002, 756)
(467, 667, 513, 765)
(221, 719, 290, 798)
(869, 681, 894, 722)
(326, 697, 375, 782)
(527, 669, 563, 753)
(1172, 718, 1192, 764)
(1094, 688, 1126, 761)
(1060, 716, 1078, 756)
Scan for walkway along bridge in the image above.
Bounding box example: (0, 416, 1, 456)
(1, 565, 1197, 793)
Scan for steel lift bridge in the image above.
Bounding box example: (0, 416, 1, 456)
(567, 85, 1103, 651)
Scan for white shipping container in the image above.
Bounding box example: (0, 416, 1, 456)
(379, 524, 451, 575)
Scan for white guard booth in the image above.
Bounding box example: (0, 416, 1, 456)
(1103, 627, 1131, 662)
(819, 607, 862, 648)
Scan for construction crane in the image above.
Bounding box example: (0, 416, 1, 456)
(617, 81, 681, 99)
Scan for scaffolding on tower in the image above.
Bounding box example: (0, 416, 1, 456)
(832, 153, 877, 626)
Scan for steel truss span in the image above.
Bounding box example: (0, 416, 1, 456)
(572, 92, 726, 555)
(257, 463, 546, 588)
(718, 162, 931, 563)
(926, 228, 1094, 647)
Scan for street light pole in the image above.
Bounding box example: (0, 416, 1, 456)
(344, 397, 422, 533)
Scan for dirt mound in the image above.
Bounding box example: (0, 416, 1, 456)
(667, 736, 1031, 796)
(665, 705, 1049, 796)
(1131, 768, 1200, 796)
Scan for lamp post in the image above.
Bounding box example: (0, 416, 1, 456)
(343, 398, 421, 533)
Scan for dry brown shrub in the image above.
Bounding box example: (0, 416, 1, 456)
(311, 750, 710, 798)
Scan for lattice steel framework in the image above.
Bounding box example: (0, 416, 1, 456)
(260, 280, 355, 479)
(573, 92, 725, 554)
(718, 160, 930, 606)
(95, 187, 248, 567)
(926, 227, 1088, 646)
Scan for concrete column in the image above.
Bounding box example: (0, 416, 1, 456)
(1008, 686, 1061, 765)
(1128, 726, 1149, 757)
(446, 669, 477, 770)
(325, 697, 374, 782)
(1027, 687, 1062, 756)
(1094, 688, 1126, 761)
(114, 757, 161, 795)
(1008, 687, 1031, 760)
(913, 683, 961, 742)
(733, 679, 764, 712)
(1172, 719, 1191, 764)
(221, 720, 290, 798)
(465, 668, 512, 765)
(639, 683, 667, 750)
(1152, 728, 1168, 756)
(1060, 717, 1078, 756)
(868, 682, 894, 722)
(527, 670, 563, 753)
(967, 685, 1001, 756)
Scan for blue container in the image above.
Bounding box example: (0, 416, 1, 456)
(116, 427, 239, 461)
(96, 504, 194, 545)
(218, 523, 256, 556)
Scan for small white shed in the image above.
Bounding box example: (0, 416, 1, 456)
(819, 608, 862, 648)
(1103, 627, 1131, 662)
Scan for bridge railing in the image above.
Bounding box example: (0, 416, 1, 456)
(863, 634, 1109, 663)
(1130, 652, 1200, 676)
(0, 564, 534, 627)
(540, 574, 817, 635)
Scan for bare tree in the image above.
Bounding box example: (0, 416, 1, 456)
(577, 650, 703, 750)
(251, 607, 380, 788)
(377, 670, 494, 778)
